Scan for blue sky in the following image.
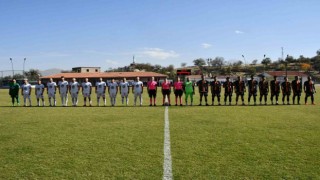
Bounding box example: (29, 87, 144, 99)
(0, 0, 319, 71)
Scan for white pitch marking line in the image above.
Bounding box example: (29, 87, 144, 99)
(163, 105, 173, 180)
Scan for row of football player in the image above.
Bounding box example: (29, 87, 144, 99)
(9, 75, 316, 107)
(194, 75, 317, 106)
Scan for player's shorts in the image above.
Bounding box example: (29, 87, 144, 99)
(60, 92, 68, 97)
(109, 92, 117, 98)
(162, 89, 171, 95)
(23, 94, 30, 99)
(134, 91, 142, 97)
(271, 91, 280, 96)
(260, 92, 268, 96)
(48, 92, 56, 98)
(96, 92, 105, 98)
(306, 92, 314, 96)
(174, 89, 183, 97)
(282, 92, 291, 96)
(293, 92, 301, 96)
(148, 90, 157, 98)
(236, 92, 245, 96)
(121, 91, 129, 97)
(71, 92, 78, 98)
(224, 92, 232, 96)
(200, 92, 208, 96)
(212, 92, 221, 97)
(82, 93, 91, 98)
(36, 93, 44, 99)
(249, 91, 257, 96)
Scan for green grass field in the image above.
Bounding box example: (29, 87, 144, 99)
(0, 88, 319, 179)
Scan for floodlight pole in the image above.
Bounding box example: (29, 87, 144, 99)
(23, 58, 26, 77)
(9, 58, 14, 77)
(242, 55, 246, 71)
(286, 54, 288, 78)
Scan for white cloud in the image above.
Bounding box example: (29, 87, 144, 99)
(140, 48, 179, 60)
(235, 30, 244, 34)
(105, 60, 119, 68)
(201, 43, 212, 49)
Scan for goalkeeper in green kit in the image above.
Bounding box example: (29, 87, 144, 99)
(9, 79, 20, 106)
(183, 77, 195, 106)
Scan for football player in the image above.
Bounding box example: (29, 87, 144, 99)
(81, 78, 92, 106)
(120, 78, 130, 106)
(197, 75, 209, 106)
(95, 77, 107, 106)
(270, 76, 280, 105)
(292, 76, 302, 105)
(132, 77, 143, 106)
(259, 76, 269, 105)
(47, 78, 57, 106)
(108, 78, 118, 106)
(69, 78, 80, 106)
(35, 79, 45, 106)
(304, 76, 316, 105)
(21, 79, 32, 107)
(234, 76, 246, 105)
(281, 77, 291, 105)
(58, 76, 69, 106)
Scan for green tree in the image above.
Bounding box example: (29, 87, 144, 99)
(193, 58, 206, 67)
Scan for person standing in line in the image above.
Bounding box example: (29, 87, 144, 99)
(281, 77, 291, 105)
(120, 78, 130, 106)
(147, 77, 157, 106)
(47, 78, 57, 106)
(81, 78, 92, 106)
(58, 76, 69, 106)
(223, 77, 233, 105)
(304, 76, 316, 105)
(35, 79, 45, 106)
(234, 76, 246, 105)
(292, 76, 302, 105)
(197, 75, 209, 106)
(21, 79, 32, 107)
(132, 77, 143, 106)
(9, 78, 20, 106)
(270, 76, 280, 105)
(69, 78, 80, 107)
(173, 77, 184, 106)
(162, 78, 172, 106)
(259, 76, 269, 105)
(210, 76, 221, 106)
(96, 77, 107, 106)
(248, 75, 258, 105)
(108, 78, 118, 106)
(183, 77, 194, 106)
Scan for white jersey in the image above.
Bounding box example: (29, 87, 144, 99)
(82, 82, 92, 94)
(70, 82, 80, 93)
(47, 82, 57, 93)
(120, 82, 129, 93)
(133, 81, 143, 93)
(59, 81, 69, 94)
(35, 84, 45, 94)
(22, 84, 32, 95)
(96, 81, 107, 93)
(108, 82, 118, 93)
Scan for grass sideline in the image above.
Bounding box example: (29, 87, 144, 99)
(0, 88, 320, 179)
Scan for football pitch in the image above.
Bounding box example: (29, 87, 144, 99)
(0, 88, 319, 179)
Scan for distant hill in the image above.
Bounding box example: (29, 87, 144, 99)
(40, 68, 63, 76)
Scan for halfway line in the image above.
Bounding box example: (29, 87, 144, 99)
(163, 106, 173, 180)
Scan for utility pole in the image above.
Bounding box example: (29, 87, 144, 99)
(23, 58, 27, 77)
(9, 58, 14, 77)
